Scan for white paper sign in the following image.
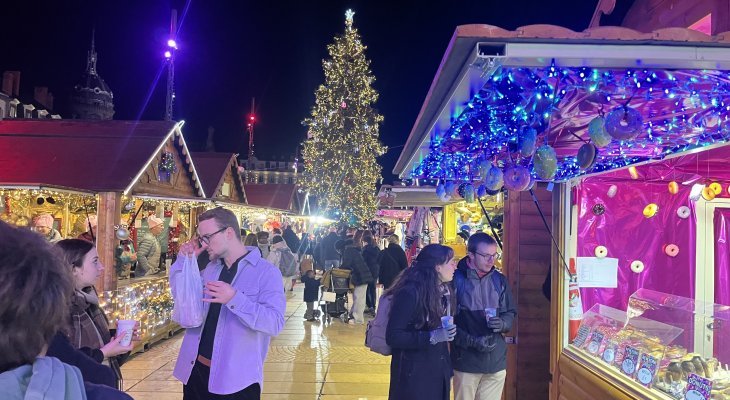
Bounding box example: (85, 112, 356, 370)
(576, 257, 618, 288)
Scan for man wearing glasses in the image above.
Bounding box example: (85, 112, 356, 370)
(451, 232, 516, 400)
(169, 207, 285, 400)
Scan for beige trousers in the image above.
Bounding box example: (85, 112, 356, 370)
(453, 369, 507, 400)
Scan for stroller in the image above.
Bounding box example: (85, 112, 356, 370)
(320, 267, 352, 323)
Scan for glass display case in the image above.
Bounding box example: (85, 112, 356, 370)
(570, 289, 730, 399)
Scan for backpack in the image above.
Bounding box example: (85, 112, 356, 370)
(278, 249, 298, 277)
(365, 294, 393, 356)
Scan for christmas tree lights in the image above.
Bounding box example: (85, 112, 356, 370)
(301, 9, 386, 225)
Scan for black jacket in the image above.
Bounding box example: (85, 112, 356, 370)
(282, 227, 301, 254)
(340, 246, 374, 286)
(362, 244, 380, 281)
(47, 331, 116, 388)
(320, 232, 340, 260)
(378, 243, 408, 289)
(386, 287, 452, 400)
(451, 261, 517, 374)
(302, 274, 321, 302)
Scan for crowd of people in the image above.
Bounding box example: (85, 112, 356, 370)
(1, 207, 516, 400)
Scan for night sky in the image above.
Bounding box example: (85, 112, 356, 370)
(3, 1, 633, 183)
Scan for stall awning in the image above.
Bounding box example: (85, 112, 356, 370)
(394, 24, 730, 183)
(192, 152, 247, 204)
(377, 185, 456, 208)
(243, 184, 298, 213)
(0, 119, 204, 197)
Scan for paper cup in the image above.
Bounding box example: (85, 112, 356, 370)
(441, 316, 454, 329)
(116, 320, 136, 346)
(485, 307, 497, 319)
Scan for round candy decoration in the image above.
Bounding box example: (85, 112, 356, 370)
(503, 165, 532, 191)
(668, 181, 679, 195)
(677, 206, 691, 219)
(702, 187, 717, 201)
(457, 183, 469, 199)
(445, 181, 456, 196)
(605, 105, 643, 141)
(534, 145, 558, 180)
(595, 245, 608, 258)
(663, 244, 679, 257)
(710, 182, 722, 195)
(518, 127, 538, 157)
(476, 184, 488, 198)
(630, 260, 645, 274)
(607, 185, 618, 198)
(484, 165, 504, 191)
(115, 226, 130, 241)
(643, 203, 659, 218)
(577, 143, 598, 170)
(588, 116, 612, 148)
(592, 203, 606, 216)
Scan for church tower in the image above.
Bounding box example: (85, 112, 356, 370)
(69, 30, 115, 120)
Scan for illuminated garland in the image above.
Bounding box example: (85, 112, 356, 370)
(301, 9, 386, 225)
(99, 277, 175, 341)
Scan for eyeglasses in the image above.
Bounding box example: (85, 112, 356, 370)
(473, 250, 502, 261)
(197, 227, 228, 246)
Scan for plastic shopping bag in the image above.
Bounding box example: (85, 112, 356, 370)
(172, 255, 205, 328)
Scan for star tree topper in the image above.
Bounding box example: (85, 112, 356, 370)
(345, 9, 355, 30)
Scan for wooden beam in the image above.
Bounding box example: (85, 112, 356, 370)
(96, 192, 121, 292)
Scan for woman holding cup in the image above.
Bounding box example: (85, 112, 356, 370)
(385, 244, 457, 400)
(56, 239, 138, 390)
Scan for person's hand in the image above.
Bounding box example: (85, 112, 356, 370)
(180, 239, 204, 258)
(429, 325, 457, 344)
(100, 334, 133, 358)
(131, 321, 142, 342)
(203, 281, 236, 304)
(487, 317, 505, 332)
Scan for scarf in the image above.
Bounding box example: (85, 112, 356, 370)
(0, 357, 87, 400)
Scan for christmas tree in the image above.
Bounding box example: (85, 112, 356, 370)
(302, 9, 386, 225)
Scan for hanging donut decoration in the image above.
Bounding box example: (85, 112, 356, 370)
(643, 203, 658, 218)
(594, 246, 608, 258)
(630, 260, 645, 273)
(605, 105, 643, 141)
(534, 145, 558, 180)
(503, 165, 532, 191)
(592, 204, 606, 216)
(588, 116, 612, 148)
(663, 244, 679, 257)
(677, 206, 691, 219)
(710, 182, 722, 195)
(607, 185, 618, 198)
(668, 181, 679, 195)
(577, 143, 598, 170)
(484, 165, 504, 191)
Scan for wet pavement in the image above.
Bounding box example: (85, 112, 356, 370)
(122, 286, 391, 399)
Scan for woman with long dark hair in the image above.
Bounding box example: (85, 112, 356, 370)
(56, 239, 135, 390)
(385, 244, 457, 400)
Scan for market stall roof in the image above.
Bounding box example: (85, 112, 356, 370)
(243, 184, 299, 213)
(377, 185, 456, 208)
(0, 119, 205, 197)
(192, 152, 247, 204)
(394, 24, 730, 183)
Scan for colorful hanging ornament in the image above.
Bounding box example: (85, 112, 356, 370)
(476, 184, 488, 198)
(534, 145, 558, 180)
(668, 181, 679, 195)
(577, 143, 598, 170)
(677, 206, 691, 219)
(605, 105, 643, 141)
(628, 166, 639, 179)
(457, 183, 469, 199)
(630, 260, 645, 273)
(115, 225, 130, 241)
(594, 245, 608, 258)
(464, 184, 476, 203)
(592, 204, 606, 216)
(607, 185, 618, 198)
(709, 182, 722, 195)
(518, 127, 537, 157)
(663, 244, 679, 257)
(588, 116, 612, 148)
(503, 165, 531, 191)
(484, 164, 504, 191)
(643, 203, 659, 218)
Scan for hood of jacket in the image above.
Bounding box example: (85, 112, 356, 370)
(0, 357, 87, 400)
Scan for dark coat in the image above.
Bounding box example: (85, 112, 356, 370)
(340, 246, 374, 286)
(320, 232, 340, 260)
(301, 274, 321, 302)
(362, 244, 380, 281)
(47, 331, 116, 388)
(378, 243, 408, 289)
(451, 262, 517, 374)
(85, 383, 134, 400)
(282, 227, 301, 253)
(386, 287, 452, 400)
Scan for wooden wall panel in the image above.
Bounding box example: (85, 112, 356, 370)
(622, 0, 729, 35)
(503, 184, 553, 400)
